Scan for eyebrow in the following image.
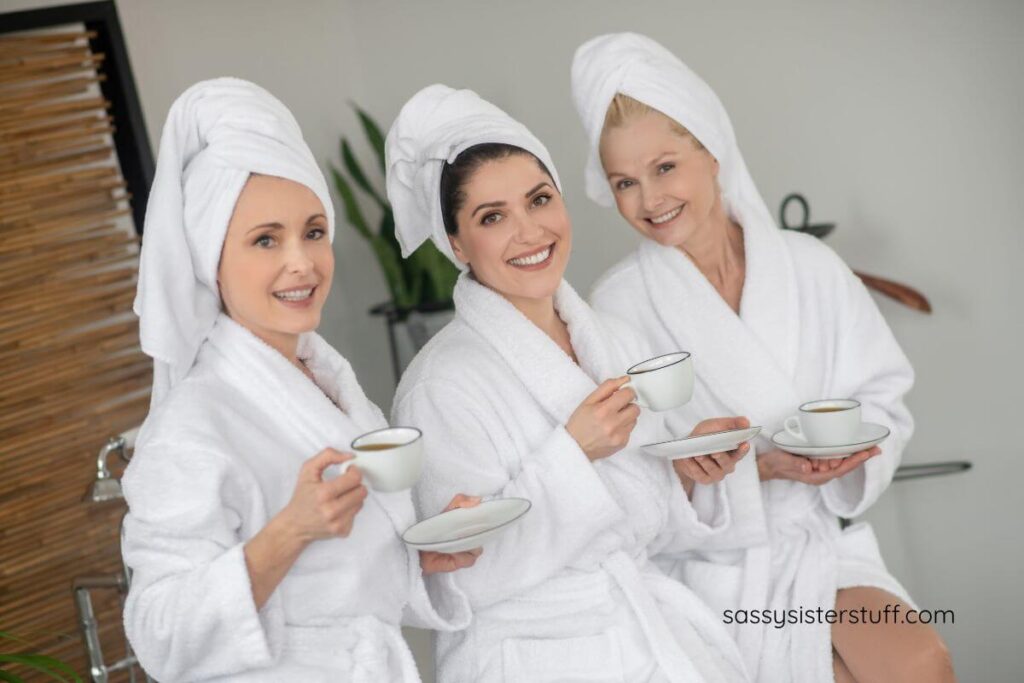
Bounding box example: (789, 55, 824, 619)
(471, 200, 505, 217)
(606, 153, 679, 180)
(247, 213, 327, 234)
(470, 184, 553, 217)
(525, 182, 552, 197)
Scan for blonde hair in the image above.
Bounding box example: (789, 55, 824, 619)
(601, 93, 705, 151)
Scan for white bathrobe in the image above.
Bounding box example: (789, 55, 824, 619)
(590, 226, 916, 682)
(392, 273, 750, 683)
(122, 314, 470, 682)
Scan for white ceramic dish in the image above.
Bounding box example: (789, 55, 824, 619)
(402, 497, 531, 553)
(642, 426, 762, 460)
(771, 422, 890, 458)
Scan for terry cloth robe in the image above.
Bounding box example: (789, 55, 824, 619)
(121, 314, 470, 682)
(590, 226, 916, 682)
(392, 273, 750, 683)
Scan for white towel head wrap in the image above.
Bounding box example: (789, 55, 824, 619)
(572, 31, 768, 228)
(385, 84, 561, 268)
(134, 77, 334, 407)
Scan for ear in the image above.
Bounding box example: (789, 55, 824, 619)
(448, 233, 471, 266)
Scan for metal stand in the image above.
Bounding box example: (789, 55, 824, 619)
(76, 429, 154, 682)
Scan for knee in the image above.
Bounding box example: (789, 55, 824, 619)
(904, 630, 956, 682)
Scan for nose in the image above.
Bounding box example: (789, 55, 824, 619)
(514, 211, 546, 244)
(284, 238, 315, 275)
(640, 184, 664, 214)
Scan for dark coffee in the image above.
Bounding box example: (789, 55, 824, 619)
(357, 443, 400, 451)
(808, 407, 847, 413)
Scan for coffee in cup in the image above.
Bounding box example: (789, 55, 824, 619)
(783, 399, 861, 446)
(333, 426, 424, 492)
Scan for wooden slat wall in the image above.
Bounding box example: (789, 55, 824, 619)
(0, 28, 150, 682)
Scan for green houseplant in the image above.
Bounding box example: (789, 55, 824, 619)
(330, 105, 460, 381)
(329, 105, 459, 313)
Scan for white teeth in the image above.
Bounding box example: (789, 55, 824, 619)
(650, 206, 683, 224)
(274, 288, 313, 301)
(508, 246, 552, 267)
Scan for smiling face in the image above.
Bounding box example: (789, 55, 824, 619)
(448, 153, 570, 306)
(600, 109, 724, 248)
(217, 174, 333, 353)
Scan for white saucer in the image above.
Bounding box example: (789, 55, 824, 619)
(643, 426, 762, 460)
(771, 422, 890, 458)
(402, 497, 531, 553)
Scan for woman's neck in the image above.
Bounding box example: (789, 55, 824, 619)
(678, 201, 746, 311)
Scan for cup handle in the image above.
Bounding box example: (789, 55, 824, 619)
(784, 416, 807, 442)
(622, 380, 648, 409)
(330, 459, 360, 480)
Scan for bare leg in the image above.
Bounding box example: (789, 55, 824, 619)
(833, 649, 856, 683)
(833, 586, 956, 682)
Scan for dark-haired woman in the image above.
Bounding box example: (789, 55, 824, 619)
(385, 84, 752, 683)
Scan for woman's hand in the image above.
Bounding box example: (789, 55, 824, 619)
(673, 417, 751, 493)
(757, 446, 881, 484)
(281, 448, 368, 543)
(245, 448, 367, 609)
(420, 494, 484, 575)
(566, 376, 640, 461)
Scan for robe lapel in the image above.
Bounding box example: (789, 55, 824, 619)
(205, 316, 414, 528)
(452, 274, 614, 425)
(637, 233, 800, 426)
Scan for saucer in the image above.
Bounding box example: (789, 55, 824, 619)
(771, 422, 890, 458)
(643, 426, 762, 460)
(402, 497, 531, 553)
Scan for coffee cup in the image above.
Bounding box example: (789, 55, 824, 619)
(783, 399, 861, 446)
(333, 426, 424, 492)
(625, 351, 694, 412)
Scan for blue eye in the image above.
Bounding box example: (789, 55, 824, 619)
(658, 163, 675, 174)
(254, 234, 275, 248)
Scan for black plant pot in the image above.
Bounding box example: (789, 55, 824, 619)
(369, 300, 455, 384)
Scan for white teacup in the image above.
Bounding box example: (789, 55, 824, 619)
(784, 399, 861, 446)
(333, 426, 424, 492)
(626, 351, 694, 412)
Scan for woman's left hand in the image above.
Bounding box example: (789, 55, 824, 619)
(673, 416, 752, 493)
(757, 446, 881, 484)
(419, 494, 484, 576)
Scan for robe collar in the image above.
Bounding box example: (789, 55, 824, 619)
(636, 217, 801, 425)
(202, 313, 387, 461)
(453, 273, 621, 426)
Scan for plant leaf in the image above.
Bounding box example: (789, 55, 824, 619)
(368, 234, 410, 308)
(0, 654, 80, 682)
(376, 208, 419, 305)
(329, 165, 372, 240)
(414, 241, 459, 303)
(0, 669, 25, 683)
(0, 633, 28, 645)
(354, 105, 387, 174)
(341, 139, 387, 211)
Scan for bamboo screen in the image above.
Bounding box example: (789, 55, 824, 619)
(1, 28, 151, 680)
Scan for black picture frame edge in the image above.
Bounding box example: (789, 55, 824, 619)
(1, 0, 154, 234)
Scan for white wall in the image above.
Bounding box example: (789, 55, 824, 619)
(342, 3, 1024, 679)
(5, 0, 1021, 679)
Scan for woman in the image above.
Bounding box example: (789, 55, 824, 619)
(386, 84, 752, 682)
(122, 78, 478, 682)
(571, 33, 955, 682)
